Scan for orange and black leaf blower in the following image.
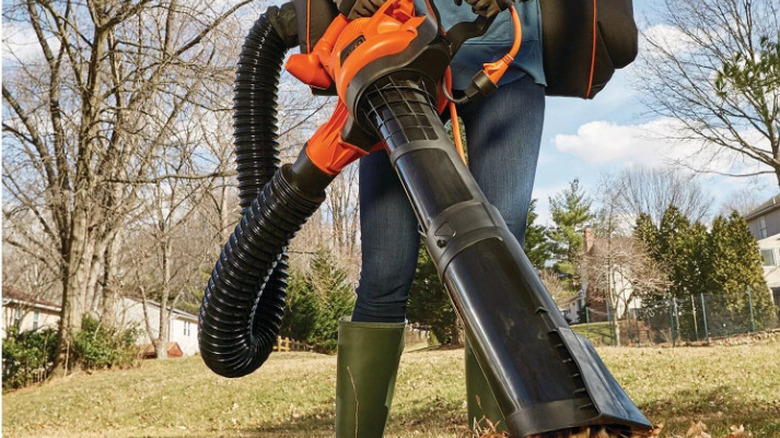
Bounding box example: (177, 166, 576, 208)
(198, 0, 652, 436)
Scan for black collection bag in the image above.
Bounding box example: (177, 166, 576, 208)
(540, 0, 638, 99)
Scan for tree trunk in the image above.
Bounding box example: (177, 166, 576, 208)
(100, 236, 121, 327)
(611, 312, 621, 346)
(155, 237, 172, 360)
(84, 235, 108, 316)
(52, 206, 91, 377)
(608, 268, 621, 346)
(219, 183, 232, 244)
(451, 317, 463, 347)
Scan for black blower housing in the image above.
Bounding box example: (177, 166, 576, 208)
(541, 0, 637, 98)
(200, 3, 651, 437)
(349, 59, 651, 434)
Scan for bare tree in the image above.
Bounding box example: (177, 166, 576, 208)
(139, 140, 217, 358)
(538, 270, 574, 307)
(196, 109, 242, 246)
(718, 187, 767, 216)
(2, 216, 61, 304)
(2, 0, 251, 375)
(610, 166, 713, 226)
(638, 0, 780, 184)
(584, 235, 669, 345)
(586, 177, 670, 345)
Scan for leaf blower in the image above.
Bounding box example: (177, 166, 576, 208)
(198, 0, 652, 436)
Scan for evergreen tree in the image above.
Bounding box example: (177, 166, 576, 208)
(406, 245, 460, 345)
(635, 207, 777, 333)
(655, 206, 695, 298)
(548, 179, 593, 293)
(524, 199, 551, 270)
(279, 248, 356, 352)
(281, 272, 320, 343)
(686, 222, 713, 296)
(709, 212, 776, 327)
(634, 213, 660, 260)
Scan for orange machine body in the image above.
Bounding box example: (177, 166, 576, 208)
(287, 0, 426, 103)
(285, 0, 432, 175)
(284, 0, 516, 176)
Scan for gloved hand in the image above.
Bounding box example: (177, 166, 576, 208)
(337, 0, 387, 19)
(454, 0, 502, 17)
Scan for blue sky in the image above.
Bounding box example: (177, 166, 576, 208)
(531, 2, 777, 225)
(4, 0, 776, 226)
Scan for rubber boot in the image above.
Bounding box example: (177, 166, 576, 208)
(465, 341, 508, 434)
(336, 318, 405, 438)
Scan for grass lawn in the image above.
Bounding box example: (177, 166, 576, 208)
(3, 337, 780, 437)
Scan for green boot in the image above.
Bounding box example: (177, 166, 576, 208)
(465, 341, 508, 433)
(336, 318, 405, 438)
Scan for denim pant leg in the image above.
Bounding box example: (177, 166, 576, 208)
(459, 75, 545, 246)
(352, 150, 420, 323)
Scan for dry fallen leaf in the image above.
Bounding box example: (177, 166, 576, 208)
(684, 420, 712, 438)
(726, 424, 750, 438)
(524, 426, 653, 438)
(649, 423, 664, 437)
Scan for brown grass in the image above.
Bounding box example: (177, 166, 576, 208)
(3, 338, 779, 437)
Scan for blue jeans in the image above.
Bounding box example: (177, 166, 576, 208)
(352, 75, 545, 323)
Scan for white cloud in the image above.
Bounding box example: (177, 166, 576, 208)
(640, 24, 697, 57)
(554, 120, 647, 164)
(2, 22, 51, 64)
(553, 118, 769, 178)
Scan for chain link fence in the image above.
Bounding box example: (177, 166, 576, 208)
(574, 288, 780, 346)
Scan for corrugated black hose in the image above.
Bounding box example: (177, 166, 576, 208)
(198, 4, 330, 378)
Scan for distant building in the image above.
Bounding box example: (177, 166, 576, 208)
(112, 298, 199, 357)
(560, 229, 643, 324)
(559, 290, 586, 323)
(1, 286, 61, 338)
(745, 195, 780, 310)
(1, 286, 199, 356)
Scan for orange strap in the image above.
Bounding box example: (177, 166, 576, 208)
(444, 68, 467, 164)
(481, 6, 523, 84)
(445, 5, 523, 164)
(586, 0, 598, 98)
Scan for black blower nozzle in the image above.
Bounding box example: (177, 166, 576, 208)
(355, 74, 652, 437)
(200, 2, 651, 436)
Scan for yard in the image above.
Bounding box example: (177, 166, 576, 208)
(3, 336, 780, 437)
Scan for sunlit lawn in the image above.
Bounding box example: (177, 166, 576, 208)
(3, 337, 780, 437)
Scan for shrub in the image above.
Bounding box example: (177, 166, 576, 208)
(2, 326, 57, 390)
(72, 316, 140, 370)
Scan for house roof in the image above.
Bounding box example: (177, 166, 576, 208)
(746, 195, 780, 221)
(122, 297, 198, 322)
(2, 285, 61, 311)
(557, 291, 584, 307)
(586, 235, 636, 254)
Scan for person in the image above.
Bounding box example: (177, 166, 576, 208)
(333, 0, 546, 435)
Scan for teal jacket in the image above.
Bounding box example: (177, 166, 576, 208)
(414, 0, 545, 90)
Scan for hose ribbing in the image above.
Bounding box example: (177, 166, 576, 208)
(199, 11, 301, 378)
(200, 167, 323, 377)
(234, 12, 287, 208)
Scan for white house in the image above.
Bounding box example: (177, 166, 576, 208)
(113, 298, 199, 356)
(745, 195, 780, 310)
(1, 286, 61, 338)
(559, 290, 586, 323)
(1, 286, 200, 356)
